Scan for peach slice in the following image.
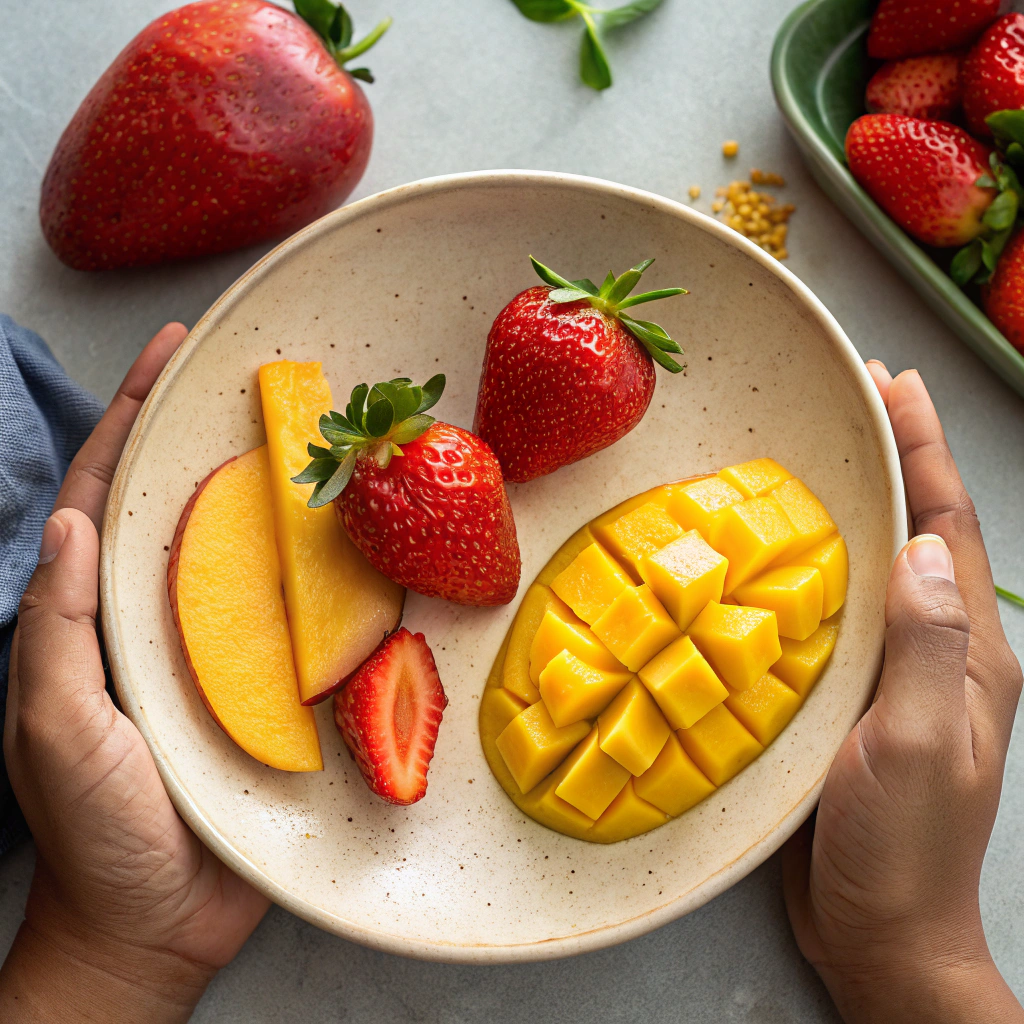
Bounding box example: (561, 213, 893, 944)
(167, 447, 322, 771)
(259, 361, 405, 705)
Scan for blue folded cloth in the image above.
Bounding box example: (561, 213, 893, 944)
(0, 315, 104, 855)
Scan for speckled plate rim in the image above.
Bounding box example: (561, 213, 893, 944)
(100, 169, 907, 963)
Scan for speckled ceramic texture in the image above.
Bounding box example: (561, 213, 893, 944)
(100, 171, 906, 963)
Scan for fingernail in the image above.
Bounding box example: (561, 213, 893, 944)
(907, 534, 955, 582)
(38, 515, 67, 565)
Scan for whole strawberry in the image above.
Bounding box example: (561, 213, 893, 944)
(474, 258, 687, 483)
(867, 0, 1001, 60)
(845, 115, 995, 246)
(41, 0, 390, 270)
(962, 13, 1024, 137)
(295, 375, 521, 606)
(866, 54, 964, 120)
(982, 228, 1024, 352)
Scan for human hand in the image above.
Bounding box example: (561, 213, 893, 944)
(0, 324, 269, 1024)
(782, 364, 1024, 1023)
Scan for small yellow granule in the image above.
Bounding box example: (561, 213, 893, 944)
(751, 168, 785, 186)
(711, 172, 795, 260)
(722, 140, 739, 158)
(688, 184, 701, 199)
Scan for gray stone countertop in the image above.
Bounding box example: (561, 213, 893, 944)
(0, 1, 1021, 1020)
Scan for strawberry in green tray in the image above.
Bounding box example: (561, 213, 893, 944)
(963, 13, 1024, 138)
(867, 0, 1001, 60)
(982, 229, 1024, 353)
(40, 0, 390, 270)
(865, 54, 964, 121)
(474, 257, 688, 483)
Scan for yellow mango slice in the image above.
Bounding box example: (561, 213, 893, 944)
(536, 526, 596, 586)
(551, 543, 632, 625)
(732, 565, 823, 641)
(495, 702, 590, 794)
(640, 529, 728, 631)
(667, 476, 744, 538)
(638, 635, 729, 730)
(787, 533, 848, 619)
(259, 362, 404, 705)
(520, 763, 596, 838)
(688, 601, 782, 692)
(598, 678, 672, 775)
(678, 704, 764, 786)
(718, 458, 792, 498)
(502, 584, 561, 705)
(529, 606, 624, 684)
(538, 649, 632, 728)
(709, 496, 797, 594)
(594, 502, 683, 580)
(771, 477, 838, 561)
(554, 726, 631, 820)
(724, 672, 803, 745)
(634, 732, 716, 816)
(592, 585, 681, 672)
(589, 779, 669, 844)
(480, 686, 529, 740)
(772, 619, 839, 697)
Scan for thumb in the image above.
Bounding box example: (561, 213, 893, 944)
(876, 534, 971, 730)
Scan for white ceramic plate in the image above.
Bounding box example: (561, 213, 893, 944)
(100, 170, 906, 963)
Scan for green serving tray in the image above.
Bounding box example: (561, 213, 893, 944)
(771, 0, 1024, 399)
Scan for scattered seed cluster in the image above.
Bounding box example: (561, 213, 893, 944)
(711, 169, 794, 260)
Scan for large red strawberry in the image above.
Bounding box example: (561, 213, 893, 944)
(295, 375, 520, 606)
(845, 115, 996, 246)
(474, 258, 687, 483)
(962, 13, 1024, 137)
(867, 0, 1002, 60)
(334, 628, 448, 805)
(982, 228, 1024, 352)
(40, 0, 390, 270)
(866, 54, 964, 120)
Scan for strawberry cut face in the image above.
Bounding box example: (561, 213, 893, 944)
(334, 628, 448, 805)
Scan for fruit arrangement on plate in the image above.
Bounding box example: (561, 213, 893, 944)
(844, 0, 1024, 353)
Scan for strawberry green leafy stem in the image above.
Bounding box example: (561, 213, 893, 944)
(996, 585, 1024, 609)
(294, 374, 445, 508)
(510, 0, 665, 90)
(530, 255, 688, 372)
(293, 0, 391, 82)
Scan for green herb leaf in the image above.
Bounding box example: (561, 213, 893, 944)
(996, 584, 1024, 607)
(391, 385, 420, 423)
(348, 383, 369, 426)
(510, 0, 576, 21)
(307, 443, 333, 459)
(548, 286, 594, 303)
(950, 239, 983, 287)
(530, 256, 578, 290)
(291, 457, 339, 485)
(370, 380, 400, 407)
(329, 410, 359, 432)
(308, 450, 356, 508)
(365, 397, 395, 437)
(598, 0, 665, 32)
(391, 413, 435, 444)
(579, 17, 612, 90)
(417, 373, 446, 413)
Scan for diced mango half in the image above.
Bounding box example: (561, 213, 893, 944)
(787, 533, 848, 619)
(724, 672, 802, 745)
(688, 601, 782, 692)
(598, 678, 671, 776)
(594, 502, 683, 579)
(772, 477, 837, 561)
(772, 619, 839, 697)
(709, 496, 796, 594)
(588, 779, 669, 844)
(554, 726, 631, 820)
(495, 702, 590, 794)
(638, 634, 728, 730)
(551, 543, 632, 625)
(732, 565, 823, 641)
(529, 606, 623, 685)
(592, 585, 681, 672)
(634, 732, 716, 816)
(718, 457, 792, 498)
(538, 649, 632, 728)
(640, 529, 728, 631)
(678, 704, 764, 786)
(667, 476, 744, 538)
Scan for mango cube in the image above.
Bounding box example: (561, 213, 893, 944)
(638, 635, 728, 730)
(719, 458, 792, 498)
(554, 726, 631, 820)
(687, 601, 782, 692)
(480, 686, 529, 741)
(732, 565, 823, 641)
(724, 672, 802, 745)
(529, 606, 623, 685)
(678, 704, 763, 786)
(634, 732, 716, 816)
(588, 779, 669, 844)
(640, 529, 728, 630)
(551, 543, 632, 625)
(709, 496, 796, 593)
(772, 619, 839, 697)
(787, 533, 848, 619)
(502, 584, 565, 705)
(538, 649, 632, 728)
(595, 502, 683, 579)
(495, 702, 590, 794)
(520, 764, 595, 837)
(772, 478, 837, 561)
(598, 677, 671, 775)
(592, 585, 681, 672)
(667, 476, 744, 538)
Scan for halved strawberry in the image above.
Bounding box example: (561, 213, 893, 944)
(334, 628, 448, 805)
